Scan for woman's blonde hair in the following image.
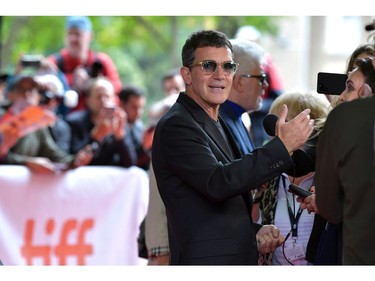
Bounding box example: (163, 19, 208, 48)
(269, 90, 332, 135)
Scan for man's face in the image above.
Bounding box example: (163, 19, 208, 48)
(182, 46, 235, 110)
(12, 89, 40, 106)
(65, 27, 92, 59)
(9, 79, 41, 106)
(163, 75, 185, 96)
(87, 83, 115, 115)
(121, 95, 146, 125)
(239, 64, 268, 112)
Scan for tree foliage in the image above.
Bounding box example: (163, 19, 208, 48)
(0, 16, 280, 104)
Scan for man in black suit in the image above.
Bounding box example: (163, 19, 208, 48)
(152, 30, 314, 265)
(315, 94, 375, 265)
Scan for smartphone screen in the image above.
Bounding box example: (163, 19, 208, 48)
(317, 72, 347, 95)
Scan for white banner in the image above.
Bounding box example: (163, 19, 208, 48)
(0, 165, 149, 265)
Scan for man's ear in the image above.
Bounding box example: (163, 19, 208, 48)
(232, 75, 243, 92)
(180, 66, 191, 86)
(359, 83, 373, 98)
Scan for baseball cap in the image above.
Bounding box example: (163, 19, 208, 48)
(8, 75, 38, 92)
(65, 16, 92, 32)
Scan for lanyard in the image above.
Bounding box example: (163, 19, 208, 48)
(281, 176, 303, 238)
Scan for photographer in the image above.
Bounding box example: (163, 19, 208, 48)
(65, 77, 137, 168)
(3, 53, 73, 117)
(0, 75, 92, 173)
(34, 73, 73, 153)
(48, 16, 122, 112)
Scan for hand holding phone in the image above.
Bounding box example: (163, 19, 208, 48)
(288, 183, 312, 199)
(102, 106, 116, 117)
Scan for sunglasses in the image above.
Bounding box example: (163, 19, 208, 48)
(190, 60, 239, 75)
(241, 73, 267, 85)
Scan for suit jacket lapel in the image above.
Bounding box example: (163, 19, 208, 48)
(177, 93, 237, 162)
(177, 93, 253, 219)
(218, 115, 243, 158)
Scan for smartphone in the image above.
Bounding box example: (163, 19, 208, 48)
(288, 183, 312, 199)
(317, 72, 347, 95)
(21, 55, 42, 68)
(102, 106, 116, 117)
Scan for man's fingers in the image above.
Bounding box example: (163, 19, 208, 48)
(272, 226, 280, 238)
(294, 108, 311, 125)
(277, 104, 288, 126)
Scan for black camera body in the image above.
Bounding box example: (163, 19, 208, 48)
(38, 89, 55, 105)
(87, 61, 104, 78)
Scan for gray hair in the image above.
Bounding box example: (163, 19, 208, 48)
(230, 38, 266, 75)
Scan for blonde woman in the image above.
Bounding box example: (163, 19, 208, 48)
(257, 91, 331, 265)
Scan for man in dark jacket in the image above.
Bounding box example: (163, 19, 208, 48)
(152, 30, 314, 265)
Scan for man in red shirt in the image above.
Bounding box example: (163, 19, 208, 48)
(48, 16, 122, 112)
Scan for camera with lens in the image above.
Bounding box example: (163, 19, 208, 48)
(87, 61, 104, 78)
(38, 87, 55, 105)
(38, 87, 78, 109)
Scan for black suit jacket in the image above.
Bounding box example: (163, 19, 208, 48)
(315, 95, 375, 265)
(152, 93, 294, 265)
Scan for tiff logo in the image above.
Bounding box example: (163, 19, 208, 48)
(21, 218, 94, 265)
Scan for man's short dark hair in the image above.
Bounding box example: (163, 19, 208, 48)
(119, 84, 145, 103)
(181, 30, 233, 67)
(162, 68, 180, 82)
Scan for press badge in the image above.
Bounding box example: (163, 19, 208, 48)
(284, 243, 305, 262)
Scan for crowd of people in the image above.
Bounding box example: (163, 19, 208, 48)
(0, 17, 374, 266)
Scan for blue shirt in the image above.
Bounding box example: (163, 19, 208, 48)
(219, 100, 254, 155)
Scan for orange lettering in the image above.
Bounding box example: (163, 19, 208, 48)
(20, 218, 94, 265)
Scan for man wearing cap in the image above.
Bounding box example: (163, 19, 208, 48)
(0, 75, 92, 173)
(48, 16, 122, 112)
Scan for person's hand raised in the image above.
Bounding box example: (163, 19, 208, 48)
(112, 107, 126, 140)
(276, 104, 314, 155)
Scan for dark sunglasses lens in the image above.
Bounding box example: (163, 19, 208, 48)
(223, 62, 237, 72)
(202, 61, 217, 72)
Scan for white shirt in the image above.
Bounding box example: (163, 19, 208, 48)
(272, 173, 315, 265)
